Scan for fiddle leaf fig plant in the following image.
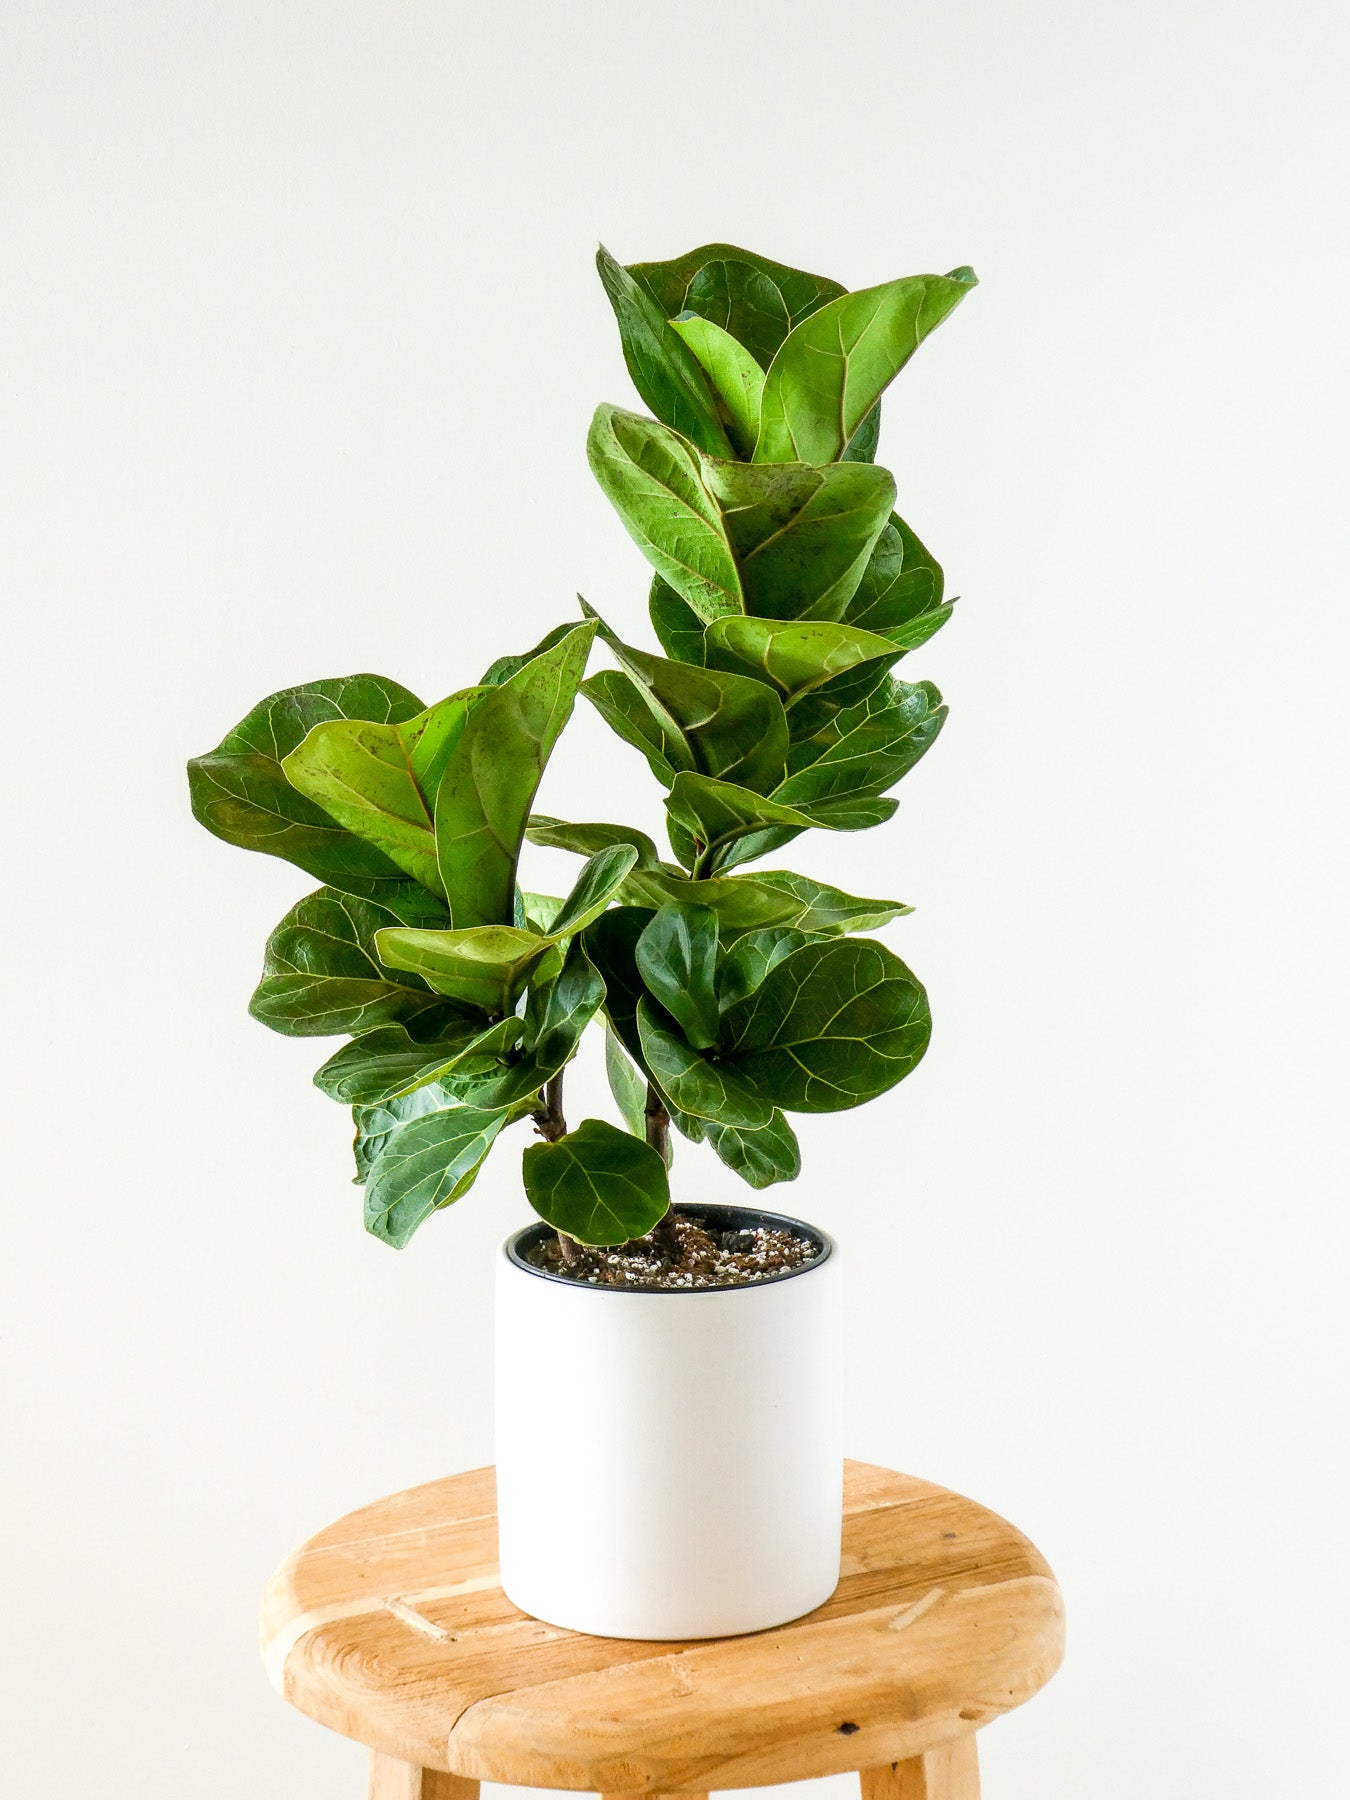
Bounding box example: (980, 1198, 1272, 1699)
(189, 239, 973, 1261)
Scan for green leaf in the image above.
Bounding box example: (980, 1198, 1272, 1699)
(351, 1082, 456, 1183)
(248, 885, 462, 1038)
(716, 927, 819, 1011)
(586, 405, 741, 624)
(666, 772, 891, 874)
(279, 688, 487, 897)
(843, 513, 949, 643)
(842, 403, 881, 464)
(705, 1111, 800, 1189)
(629, 243, 846, 370)
(580, 669, 694, 785)
(723, 938, 931, 1112)
(434, 620, 597, 928)
(605, 1026, 649, 1139)
(705, 617, 904, 704)
(478, 622, 579, 687)
(619, 865, 912, 936)
(447, 939, 605, 1110)
(522, 1117, 670, 1245)
(526, 815, 665, 869)
(313, 1017, 507, 1105)
(636, 998, 774, 1129)
(586, 614, 789, 794)
(364, 1104, 519, 1248)
(583, 905, 654, 1068)
(700, 458, 895, 622)
(374, 923, 550, 1016)
(187, 674, 426, 898)
(595, 245, 733, 459)
(648, 576, 706, 664)
(636, 903, 721, 1051)
(669, 313, 765, 457)
(549, 844, 641, 938)
(778, 678, 947, 804)
(756, 268, 978, 464)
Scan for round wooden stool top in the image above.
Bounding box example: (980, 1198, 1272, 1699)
(261, 1460, 1063, 1794)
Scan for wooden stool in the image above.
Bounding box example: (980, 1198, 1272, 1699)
(261, 1460, 1063, 1800)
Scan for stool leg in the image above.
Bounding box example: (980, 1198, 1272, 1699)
(367, 1751, 480, 1800)
(860, 1736, 979, 1800)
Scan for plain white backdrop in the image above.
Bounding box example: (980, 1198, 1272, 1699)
(3, 3, 1347, 1795)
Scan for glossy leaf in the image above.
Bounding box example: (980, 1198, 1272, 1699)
(586, 406, 741, 624)
(701, 457, 895, 622)
(666, 772, 891, 874)
(351, 1081, 455, 1185)
(636, 903, 720, 1051)
(313, 1015, 511, 1105)
(447, 939, 605, 1110)
(619, 865, 912, 936)
(669, 313, 765, 457)
(605, 1027, 648, 1138)
(595, 245, 732, 459)
(583, 906, 654, 1071)
(723, 938, 930, 1112)
(187, 674, 425, 897)
(648, 576, 706, 664)
(704, 1111, 800, 1189)
(629, 243, 845, 370)
(526, 815, 665, 869)
(580, 669, 694, 785)
(478, 623, 577, 687)
(637, 999, 773, 1129)
(549, 844, 641, 938)
(434, 621, 597, 927)
(364, 1104, 519, 1248)
(716, 927, 819, 1011)
(705, 617, 903, 704)
(279, 688, 486, 896)
(375, 923, 549, 1016)
(778, 678, 947, 804)
(843, 513, 949, 643)
(248, 885, 459, 1038)
(522, 1117, 670, 1245)
(756, 268, 978, 464)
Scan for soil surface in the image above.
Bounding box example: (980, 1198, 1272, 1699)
(525, 1212, 823, 1290)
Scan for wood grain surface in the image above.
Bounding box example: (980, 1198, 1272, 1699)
(262, 1460, 1062, 1792)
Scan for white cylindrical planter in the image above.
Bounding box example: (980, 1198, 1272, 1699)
(494, 1203, 842, 1640)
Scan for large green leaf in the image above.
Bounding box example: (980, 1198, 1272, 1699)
(705, 617, 904, 704)
(526, 815, 665, 869)
(580, 669, 694, 785)
(723, 938, 931, 1112)
(666, 772, 893, 875)
(549, 844, 641, 937)
(778, 677, 947, 804)
(619, 864, 912, 936)
(248, 885, 461, 1038)
(586, 615, 790, 794)
(669, 314, 765, 458)
(636, 999, 774, 1129)
(351, 1082, 456, 1183)
(704, 1111, 801, 1189)
(187, 674, 425, 897)
(364, 1104, 520, 1248)
(629, 243, 845, 370)
(433, 621, 597, 928)
(586, 406, 741, 624)
(595, 245, 732, 459)
(701, 458, 895, 622)
(648, 576, 707, 665)
(313, 1016, 512, 1105)
(478, 623, 578, 687)
(446, 939, 605, 1110)
(636, 903, 720, 1051)
(374, 922, 549, 1017)
(583, 906, 654, 1070)
(280, 688, 486, 897)
(842, 513, 949, 644)
(716, 927, 819, 1011)
(605, 1026, 649, 1139)
(522, 1117, 670, 1245)
(756, 268, 978, 464)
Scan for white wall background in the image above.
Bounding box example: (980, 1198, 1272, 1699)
(3, 3, 1346, 1795)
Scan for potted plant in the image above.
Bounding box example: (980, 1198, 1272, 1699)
(188, 239, 975, 1641)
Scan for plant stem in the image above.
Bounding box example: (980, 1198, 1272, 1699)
(533, 1071, 581, 1265)
(645, 1083, 681, 1259)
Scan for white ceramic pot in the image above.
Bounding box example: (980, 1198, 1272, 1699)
(494, 1202, 843, 1640)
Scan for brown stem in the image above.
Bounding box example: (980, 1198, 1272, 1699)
(645, 1083, 681, 1259)
(533, 1070, 581, 1265)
